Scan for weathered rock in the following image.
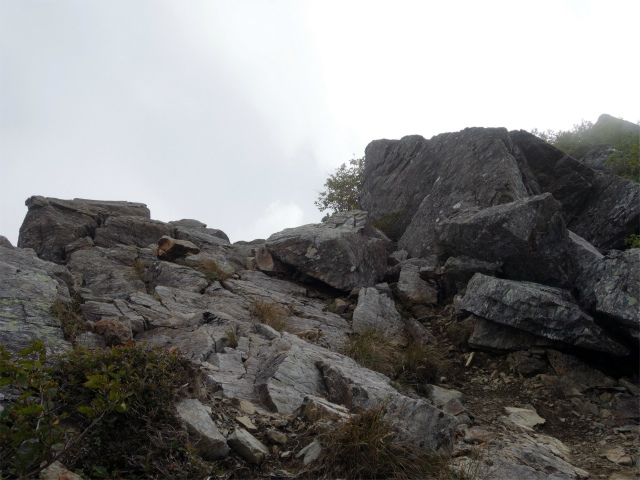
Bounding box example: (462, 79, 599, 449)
(149, 260, 208, 293)
(156, 236, 201, 261)
(579, 249, 640, 341)
(265, 428, 288, 445)
(295, 439, 322, 465)
(0, 236, 12, 248)
(503, 406, 545, 430)
(171, 220, 230, 250)
(66, 245, 148, 299)
(437, 194, 572, 287)
(265, 210, 392, 291)
(298, 395, 350, 423)
(440, 255, 502, 298)
(396, 263, 438, 305)
(176, 398, 230, 460)
(352, 287, 407, 346)
(462, 274, 628, 355)
(425, 384, 465, 406)
(0, 246, 71, 355)
(227, 427, 269, 465)
(468, 316, 564, 352)
(254, 245, 274, 272)
(510, 129, 640, 250)
(18, 196, 150, 264)
(361, 128, 535, 259)
(94, 216, 172, 249)
(603, 446, 633, 466)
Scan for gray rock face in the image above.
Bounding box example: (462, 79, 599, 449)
(170, 219, 230, 245)
(94, 216, 172, 249)
(440, 256, 502, 298)
(396, 263, 438, 305)
(361, 128, 535, 259)
(579, 249, 640, 340)
(361, 128, 639, 256)
(509, 130, 640, 251)
(352, 287, 407, 346)
(66, 246, 146, 299)
(18, 196, 150, 263)
(176, 398, 230, 460)
(437, 194, 571, 288)
(461, 274, 628, 356)
(0, 236, 12, 248)
(265, 210, 392, 291)
(468, 316, 564, 352)
(0, 246, 71, 355)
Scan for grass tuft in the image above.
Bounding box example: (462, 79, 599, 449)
(317, 405, 441, 479)
(251, 300, 289, 332)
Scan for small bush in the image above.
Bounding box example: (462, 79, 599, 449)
(371, 211, 406, 241)
(317, 405, 440, 479)
(339, 329, 399, 378)
(133, 258, 147, 282)
(251, 300, 289, 332)
(50, 295, 86, 343)
(624, 234, 640, 249)
(0, 340, 210, 479)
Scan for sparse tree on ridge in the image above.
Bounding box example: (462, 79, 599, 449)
(314, 157, 365, 218)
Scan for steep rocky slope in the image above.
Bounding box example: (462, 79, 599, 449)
(1, 127, 638, 479)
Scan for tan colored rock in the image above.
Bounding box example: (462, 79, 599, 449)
(255, 245, 274, 272)
(93, 317, 132, 346)
(156, 236, 200, 261)
(236, 415, 257, 431)
(237, 399, 255, 415)
(504, 406, 545, 430)
(603, 446, 633, 466)
(40, 461, 83, 480)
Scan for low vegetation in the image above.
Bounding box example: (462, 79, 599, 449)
(317, 405, 443, 479)
(0, 340, 210, 479)
(251, 299, 289, 332)
(624, 234, 640, 249)
(340, 328, 445, 388)
(532, 116, 639, 183)
(50, 295, 86, 343)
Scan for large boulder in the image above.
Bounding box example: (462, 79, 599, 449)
(509, 129, 640, 250)
(361, 128, 534, 258)
(436, 194, 571, 287)
(352, 287, 407, 346)
(265, 210, 392, 291)
(0, 246, 72, 355)
(18, 196, 150, 263)
(461, 274, 628, 356)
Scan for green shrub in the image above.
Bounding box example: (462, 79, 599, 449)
(396, 342, 444, 387)
(371, 211, 406, 241)
(624, 234, 640, 249)
(0, 340, 210, 479)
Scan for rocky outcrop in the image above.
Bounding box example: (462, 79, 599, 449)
(360, 128, 639, 256)
(18, 196, 151, 263)
(352, 287, 407, 346)
(265, 210, 392, 291)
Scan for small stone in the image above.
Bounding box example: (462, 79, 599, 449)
(227, 427, 269, 465)
(603, 446, 633, 466)
(237, 399, 255, 415)
(504, 406, 545, 430)
(236, 416, 257, 431)
(266, 428, 288, 445)
(296, 439, 322, 465)
(40, 461, 83, 480)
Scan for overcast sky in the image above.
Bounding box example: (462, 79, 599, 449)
(1, 0, 638, 246)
